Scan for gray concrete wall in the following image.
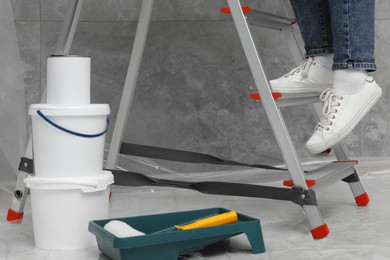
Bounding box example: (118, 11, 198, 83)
(0, 0, 26, 181)
(10, 0, 390, 171)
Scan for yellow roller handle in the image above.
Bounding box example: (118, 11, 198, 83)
(175, 211, 238, 230)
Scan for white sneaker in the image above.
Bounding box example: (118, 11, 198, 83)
(270, 57, 333, 93)
(305, 76, 382, 154)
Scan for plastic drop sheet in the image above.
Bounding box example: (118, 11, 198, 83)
(0, 0, 26, 192)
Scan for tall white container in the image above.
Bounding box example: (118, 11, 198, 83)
(47, 56, 91, 105)
(28, 56, 113, 251)
(29, 104, 110, 177)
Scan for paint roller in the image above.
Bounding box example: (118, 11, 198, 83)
(104, 210, 238, 237)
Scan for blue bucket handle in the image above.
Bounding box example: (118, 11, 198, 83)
(37, 110, 109, 138)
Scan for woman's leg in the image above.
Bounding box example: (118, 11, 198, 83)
(270, 0, 334, 93)
(329, 0, 376, 72)
(330, 0, 376, 93)
(290, 0, 333, 57)
(305, 0, 382, 154)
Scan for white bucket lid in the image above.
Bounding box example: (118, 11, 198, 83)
(24, 171, 114, 193)
(29, 104, 110, 116)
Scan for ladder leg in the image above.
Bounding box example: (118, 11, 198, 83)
(7, 0, 84, 223)
(105, 0, 154, 170)
(313, 104, 370, 206)
(227, 0, 328, 239)
(53, 0, 84, 56)
(332, 142, 370, 206)
(276, 0, 369, 207)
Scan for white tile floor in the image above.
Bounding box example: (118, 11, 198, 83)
(1, 158, 390, 260)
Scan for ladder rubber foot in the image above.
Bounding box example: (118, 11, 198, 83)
(355, 192, 370, 207)
(7, 209, 24, 224)
(250, 92, 282, 101)
(283, 179, 316, 188)
(220, 6, 251, 14)
(310, 223, 330, 240)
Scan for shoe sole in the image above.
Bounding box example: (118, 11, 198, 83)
(306, 83, 382, 154)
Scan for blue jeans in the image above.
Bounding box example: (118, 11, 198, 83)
(290, 0, 376, 71)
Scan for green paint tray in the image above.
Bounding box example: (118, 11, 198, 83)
(89, 207, 265, 260)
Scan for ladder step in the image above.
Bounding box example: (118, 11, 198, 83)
(282, 161, 357, 190)
(283, 179, 316, 188)
(250, 92, 282, 101)
(220, 6, 251, 14)
(250, 92, 321, 107)
(303, 160, 358, 190)
(220, 6, 295, 31)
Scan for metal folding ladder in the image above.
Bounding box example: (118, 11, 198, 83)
(8, 0, 369, 240)
(105, 0, 369, 239)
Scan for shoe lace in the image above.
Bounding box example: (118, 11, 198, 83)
(316, 88, 343, 131)
(284, 57, 315, 78)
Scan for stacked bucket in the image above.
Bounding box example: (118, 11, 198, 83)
(24, 56, 114, 250)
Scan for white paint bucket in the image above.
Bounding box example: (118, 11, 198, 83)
(24, 171, 114, 250)
(47, 56, 91, 106)
(29, 104, 110, 177)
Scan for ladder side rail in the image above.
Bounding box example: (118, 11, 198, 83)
(270, 0, 357, 165)
(227, 0, 307, 192)
(8, 0, 84, 221)
(331, 142, 365, 198)
(285, 25, 306, 64)
(313, 91, 366, 198)
(273, 0, 367, 199)
(226, 0, 325, 230)
(54, 0, 84, 56)
(105, 0, 154, 169)
(271, 0, 356, 163)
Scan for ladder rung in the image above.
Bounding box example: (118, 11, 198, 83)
(246, 9, 296, 31)
(250, 92, 321, 106)
(250, 92, 282, 101)
(220, 6, 251, 15)
(282, 161, 357, 190)
(221, 5, 295, 31)
(283, 179, 316, 188)
(305, 161, 358, 190)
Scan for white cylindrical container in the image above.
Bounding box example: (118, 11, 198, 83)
(24, 171, 114, 250)
(29, 104, 110, 177)
(47, 56, 91, 105)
